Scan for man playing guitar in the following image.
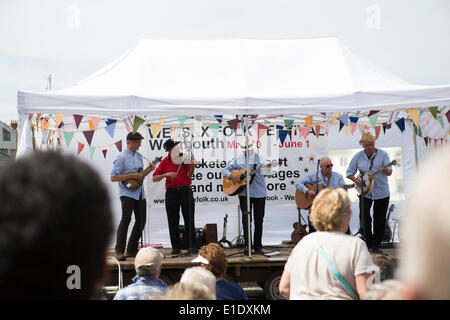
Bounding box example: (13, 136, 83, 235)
(346, 132, 393, 254)
(111, 132, 156, 261)
(295, 157, 349, 233)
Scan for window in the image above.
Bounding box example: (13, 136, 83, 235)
(3, 129, 11, 142)
(0, 149, 8, 156)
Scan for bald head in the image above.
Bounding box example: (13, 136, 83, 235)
(320, 157, 333, 177)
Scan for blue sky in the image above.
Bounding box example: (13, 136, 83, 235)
(1, 0, 450, 122)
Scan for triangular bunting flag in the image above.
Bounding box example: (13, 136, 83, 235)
(83, 130, 95, 146)
(382, 123, 387, 134)
(349, 116, 359, 124)
(304, 116, 313, 127)
(115, 140, 122, 153)
(257, 123, 269, 140)
(395, 118, 405, 132)
(214, 115, 223, 124)
(424, 137, 429, 147)
(278, 130, 289, 145)
(339, 120, 345, 132)
(315, 125, 321, 138)
(429, 107, 438, 120)
(73, 115, 83, 129)
(55, 114, 64, 127)
(58, 121, 64, 129)
(368, 110, 380, 117)
(339, 114, 349, 126)
(63, 132, 75, 147)
(77, 142, 85, 155)
(102, 149, 108, 159)
(350, 122, 358, 135)
(284, 119, 294, 128)
(133, 116, 145, 133)
(89, 146, 96, 160)
(151, 123, 163, 138)
(343, 125, 350, 136)
(123, 118, 131, 133)
(369, 116, 378, 127)
(106, 119, 117, 126)
(437, 116, 445, 129)
(178, 116, 188, 126)
(406, 109, 420, 126)
(208, 123, 220, 138)
(105, 122, 116, 139)
(300, 126, 310, 139)
(446, 110, 450, 123)
(226, 118, 239, 131)
(375, 126, 381, 139)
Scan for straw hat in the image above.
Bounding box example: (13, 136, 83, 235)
(359, 132, 376, 146)
(239, 139, 255, 150)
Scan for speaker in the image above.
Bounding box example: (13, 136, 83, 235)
(178, 225, 205, 249)
(204, 224, 218, 244)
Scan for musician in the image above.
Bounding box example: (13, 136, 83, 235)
(294, 157, 346, 233)
(152, 139, 197, 255)
(346, 132, 392, 254)
(111, 132, 156, 261)
(221, 140, 268, 255)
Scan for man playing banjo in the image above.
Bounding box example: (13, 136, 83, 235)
(346, 132, 393, 254)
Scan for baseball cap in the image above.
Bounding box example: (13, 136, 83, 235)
(134, 247, 164, 269)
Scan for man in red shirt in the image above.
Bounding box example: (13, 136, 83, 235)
(153, 139, 197, 254)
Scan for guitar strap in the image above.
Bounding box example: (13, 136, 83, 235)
(326, 172, 332, 188)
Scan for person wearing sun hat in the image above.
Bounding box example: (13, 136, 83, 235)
(114, 246, 168, 300)
(221, 139, 269, 255)
(346, 132, 393, 254)
(153, 139, 197, 255)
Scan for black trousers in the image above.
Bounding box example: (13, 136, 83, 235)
(359, 196, 390, 248)
(239, 196, 265, 250)
(115, 196, 147, 253)
(165, 186, 196, 250)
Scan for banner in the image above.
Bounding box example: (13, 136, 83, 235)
(145, 123, 328, 207)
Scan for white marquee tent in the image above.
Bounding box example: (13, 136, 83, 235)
(16, 37, 450, 246)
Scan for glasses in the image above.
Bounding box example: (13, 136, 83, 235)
(326, 164, 333, 168)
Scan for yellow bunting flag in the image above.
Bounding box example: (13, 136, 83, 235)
(406, 109, 420, 126)
(151, 123, 163, 138)
(304, 116, 313, 127)
(55, 114, 64, 127)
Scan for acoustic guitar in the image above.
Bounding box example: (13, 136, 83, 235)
(122, 156, 162, 190)
(295, 183, 355, 209)
(223, 162, 277, 196)
(291, 212, 308, 244)
(355, 159, 397, 195)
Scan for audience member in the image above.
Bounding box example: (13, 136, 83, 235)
(164, 282, 215, 300)
(279, 188, 373, 300)
(194, 243, 248, 300)
(114, 247, 168, 300)
(371, 254, 395, 282)
(0, 151, 112, 299)
(180, 266, 217, 298)
(399, 147, 450, 300)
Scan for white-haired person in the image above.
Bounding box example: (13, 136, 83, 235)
(279, 188, 373, 300)
(114, 247, 168, 300)
(399, 146, 450, 300)
(180, 266, 217, 298)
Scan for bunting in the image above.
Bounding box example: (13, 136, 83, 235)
(395, 118, 405, 132)
(257, 123, 269, 140)
(151, 123, 163, 138)
(178, 116, 188, 126)
(406, 109, 420, 126)
(63, 131, 75, 147)
(208, 123, 220, 138)
(83, 130, 95, 146)
(214, 115, 223, 124)
(73, 115, 83, 129)
(115, 140, 122, 153)
(304, 116, 313, 127)
(77, 142, 85, 155)
(133, 116, 145, 133)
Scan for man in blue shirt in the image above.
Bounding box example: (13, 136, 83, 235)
(114, 247, 168, 300)
(222, 140, 269, 255)
(295, 157, 347, 232)
(346, 132, 393, 254)
(111, 132, 155, 261)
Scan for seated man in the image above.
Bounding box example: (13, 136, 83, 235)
(114, 247, 168, 300)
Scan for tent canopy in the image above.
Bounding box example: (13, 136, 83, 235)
(17, 37, 450, 117)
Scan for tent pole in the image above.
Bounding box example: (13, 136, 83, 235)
(244, 115, 252, 258)
(412, 121, 419, 171)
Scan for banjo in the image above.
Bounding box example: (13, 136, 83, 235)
(355, 159, 397, 195)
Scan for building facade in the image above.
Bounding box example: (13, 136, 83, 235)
(0, 120, 17, 163)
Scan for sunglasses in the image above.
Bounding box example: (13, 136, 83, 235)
(325, 164, 333, 168)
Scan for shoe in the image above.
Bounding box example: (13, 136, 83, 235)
(115, 251, 126, 261)
(125, 250, 138, 258)
(254, 248, 265, 255)
(187, 248, 198, 255)
(171, 249, 181, 255)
